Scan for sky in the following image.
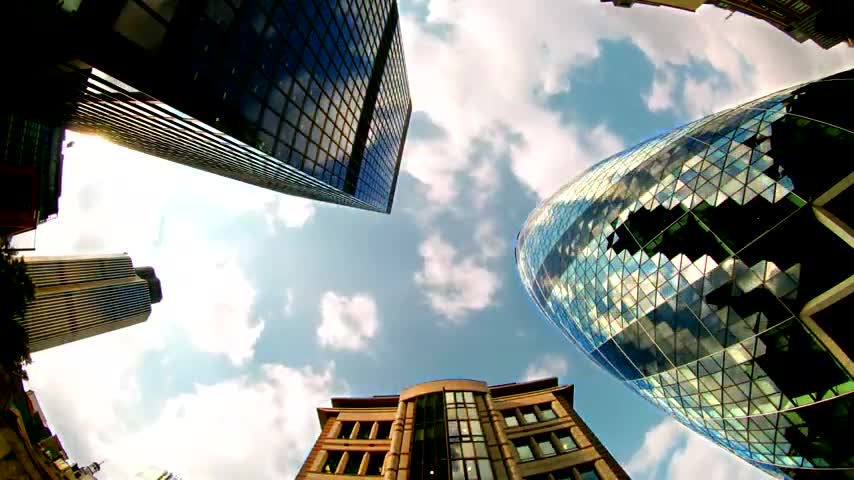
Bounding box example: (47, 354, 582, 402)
(18, 1, 854, 479)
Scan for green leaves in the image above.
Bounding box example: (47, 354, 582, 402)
(0, 240, 35, 380)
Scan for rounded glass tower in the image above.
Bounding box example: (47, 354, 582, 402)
(516, 69, 853, 478)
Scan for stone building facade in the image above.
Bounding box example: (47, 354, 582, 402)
(297, 377, 628, 480)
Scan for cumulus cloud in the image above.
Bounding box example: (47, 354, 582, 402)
(21, 133, 267, 366)
(264, 196, 316, 233)
(473, 220, 506, 259)
(628, 418, 771, 480)
(400, 1, 852, 206)
(645, 68, 677, 113)
(18, 132, 333, 480)
(626, 418, 684, 478)
(317, 292, 379, 351)
(115, 363, 341, 479)
(26, 325, 165, 473)
(414, 233, 500, 322)
(401, 2, 625, 203)
(154, 234, 265, 366)
(523, 353, 570, 382)
(619, 5, 854, 117)
(29, 356, 343, 480)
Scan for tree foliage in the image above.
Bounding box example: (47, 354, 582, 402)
(0, 240, 35, 380)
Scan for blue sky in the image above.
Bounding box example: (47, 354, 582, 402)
(20, 1, 853, 479)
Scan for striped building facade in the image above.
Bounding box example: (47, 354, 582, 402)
(21, 253, 162, 352)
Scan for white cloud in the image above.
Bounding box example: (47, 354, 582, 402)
(473, 220, 506, 259)
(317, 292, 379, 351)
(264, 196, 316, 233)
(523, 353, 570, 382)
(153, 233, 264, 366)
(645, 68, 677, 113)
(401, 1, 853, 206)
(26, 325, 165, 471)
(509, 122, 623, 199)
(628, 418, 772, 480)
(626, 418, 684, 478)
(682, 75, 720, 118)
(25, 134, 267, 366)
(400, 2, 625, 203)
(28, 357, 343, 480)
(622, 5, 854, 117)
(114, 363, 341, 479)
(283, 288, 295, 316)
(414, 233, 500, 322)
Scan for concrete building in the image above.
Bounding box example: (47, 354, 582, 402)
(601, 0, 854, 49)
(297, 377, 628, 480)
(20, 253, 162, 351)
(1, 387, 101, 480)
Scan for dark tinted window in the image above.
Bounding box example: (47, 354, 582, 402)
(338, 421, 355, 439)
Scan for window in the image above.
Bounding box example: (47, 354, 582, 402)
(578, 464, 601, 480)
(357, 422, 373, 439)
(323, 451, 343, 473)
(539, 405, 557, 420)
(447, 391, 493, 480)
(411, 393, 447, 480)
(343, 452, 363, 474)
(503, 412, 519, 428)
(338, 421, 355, 439)
(556, 431, 578, 452)
(521, 409, 538, 424)
(113, 1, 168, 51)
(514, 440, 534, 462)
(536, 436, 556, 457)
(366, 452, 385, 475)
(376, 421, 392, 439)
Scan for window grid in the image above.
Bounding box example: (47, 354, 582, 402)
(70, 0, 411, 213)
(514, 430, 580, 463)
(516, 72, 854, 476)
(445, 391, 493, 480)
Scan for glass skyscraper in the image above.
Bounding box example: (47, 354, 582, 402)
(516, 69, 852, 478)
(0, 113, 65, 237)
(44, 0, 411, 213)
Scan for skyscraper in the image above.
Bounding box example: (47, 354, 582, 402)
(0, 113, 65, 237)
(601, 0, 854, 50)
(298, 377, 627, 480)
(21, 253, 162, 351)
(516, 69, 853, 478)
(13, 0, 411, 213)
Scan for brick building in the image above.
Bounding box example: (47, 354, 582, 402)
(297, 377, 628, 480)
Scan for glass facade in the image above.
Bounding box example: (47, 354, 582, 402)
(410, 391, 493, 480)
(445, 391, 493, 480)
(64, 0, 411, 213)
(516, 69, 853, 479)
(0, 113, 64, 233)
(412, 393, 449, 480)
